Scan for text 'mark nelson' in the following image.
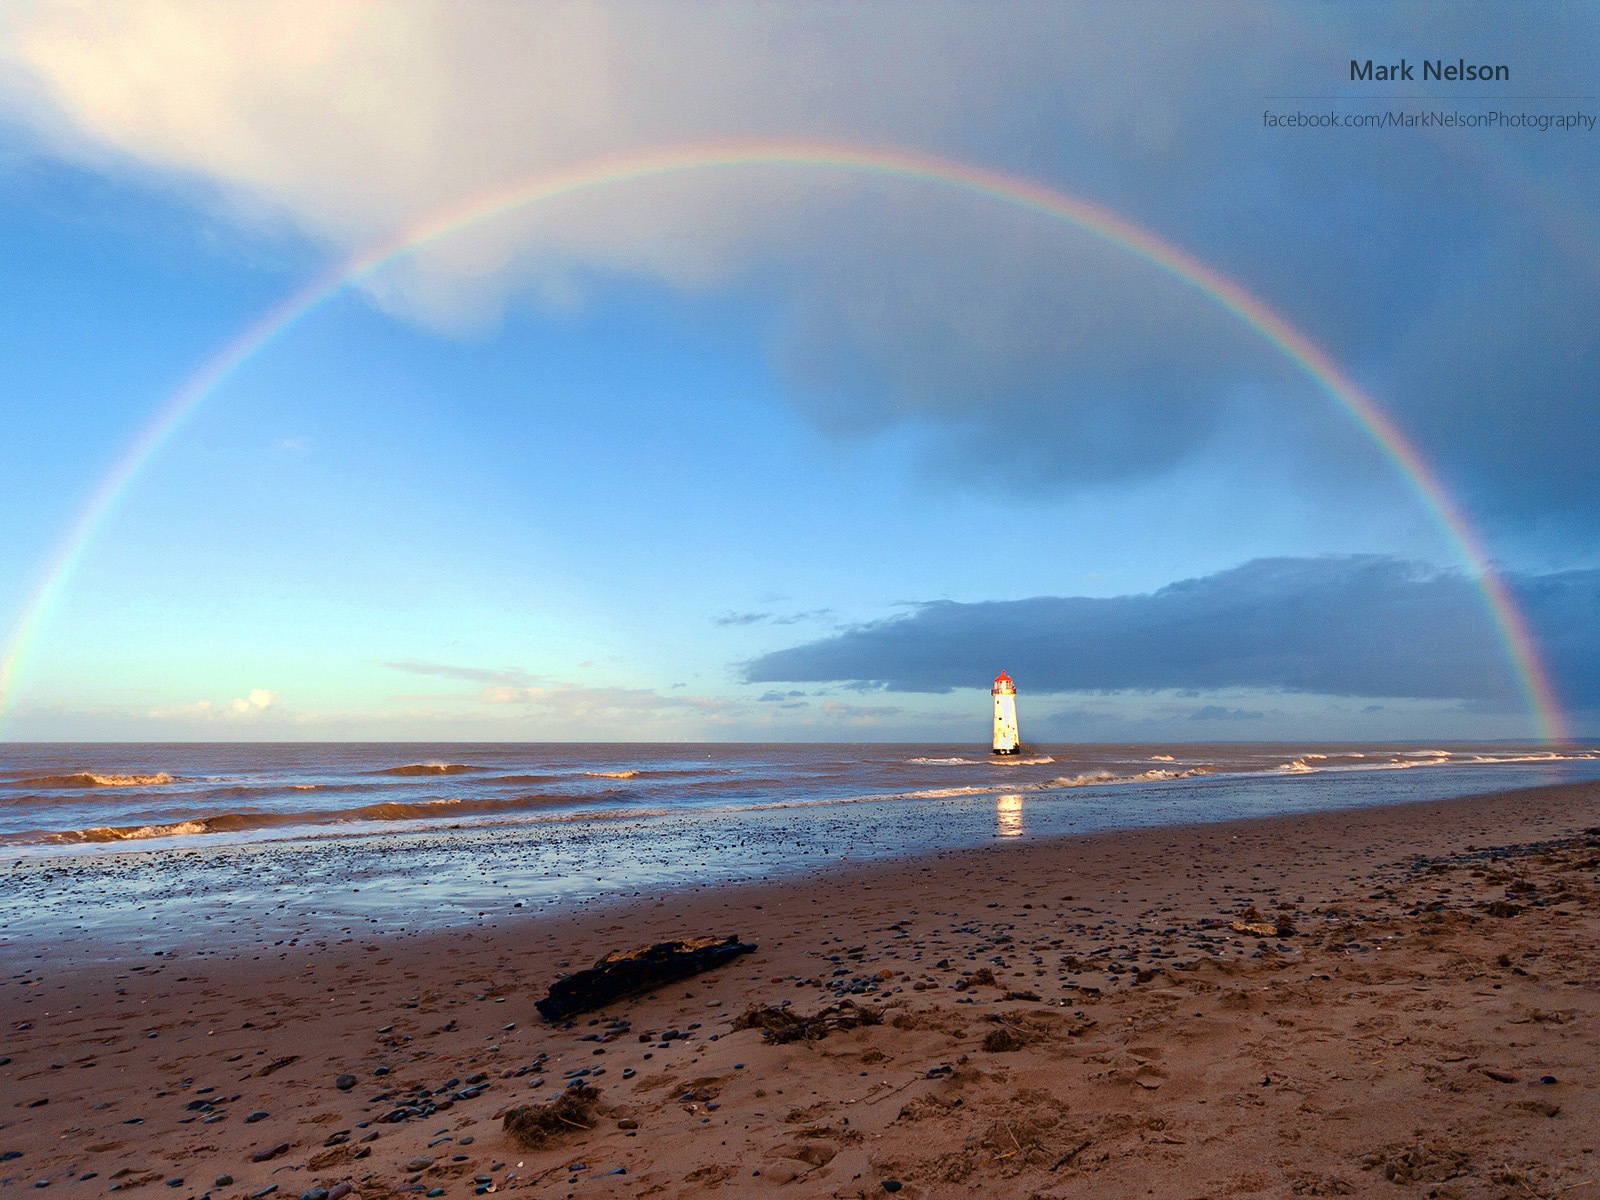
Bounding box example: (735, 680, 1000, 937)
(1351, 59, 1510, 82)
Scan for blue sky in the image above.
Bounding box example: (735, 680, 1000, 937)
(0, 3, 1596, 742)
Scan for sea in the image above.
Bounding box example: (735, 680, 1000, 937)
(2, 742, 1598, 957)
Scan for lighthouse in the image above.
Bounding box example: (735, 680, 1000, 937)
(991, 670, 1021, 755)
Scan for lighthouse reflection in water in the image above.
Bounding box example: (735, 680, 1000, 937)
(997, 794, 1024, 837)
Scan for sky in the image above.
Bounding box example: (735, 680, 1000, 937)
(0, 1, 1596, 743)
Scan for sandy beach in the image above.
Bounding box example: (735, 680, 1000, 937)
(5, 780, 1600, 1199)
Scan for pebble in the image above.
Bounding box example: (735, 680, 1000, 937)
(300, 1189, 328, 1200)
(244, 1111, 269, 1123)
(214, 1179, 233, 1190)
(881, 1181, 904, 1193)
(334, 1073, 356, 1090)
(250, 1143, 289, 1163)
(405, 1157, 434, 1171)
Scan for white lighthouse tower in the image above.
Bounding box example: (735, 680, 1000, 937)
(991, 670, 1020, 755)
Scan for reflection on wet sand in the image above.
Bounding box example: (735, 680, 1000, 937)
(997, 793, 1023, 837)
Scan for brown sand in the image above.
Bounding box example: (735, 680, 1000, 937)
(4, 781, 1600, 1199)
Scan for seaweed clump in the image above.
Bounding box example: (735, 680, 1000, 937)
(732, 999, 883, 1044)
(502, 1084, 603, 1149)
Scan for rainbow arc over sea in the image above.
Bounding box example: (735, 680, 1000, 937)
(0, 137, 1569, 741)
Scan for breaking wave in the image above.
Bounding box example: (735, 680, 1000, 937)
(906, 756, 1056, 766)
(378, 763, 483, 776)
(5, 773, 175, 789)
(1277, 749, 1600, 776)
(743, 766, 1217, 812)
(22, 792, 615, 845)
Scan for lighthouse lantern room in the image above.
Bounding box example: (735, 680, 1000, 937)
(991, 670, 1020, 755)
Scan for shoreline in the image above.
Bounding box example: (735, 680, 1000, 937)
(5, 744, 1595, 860)
(7, 757, 1600, 964)
(4, 779, 1600, 1196)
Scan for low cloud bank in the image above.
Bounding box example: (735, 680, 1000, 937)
(743, 556, 1600, 710)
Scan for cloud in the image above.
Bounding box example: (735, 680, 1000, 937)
(378, 658, 917, 728)
(817, 698, 902, 723)
(377, 659, 547, 687)
(1188, 704, 1265, 721)
(716, 609, 835, 628)
(743, 555, 1600, 711)
(382, 658, 738, 719)
(1, 3, 1595, 529)
(715, 611, 771, 626)
(149, 686, 278, 719)
(228, 687, 277, 714)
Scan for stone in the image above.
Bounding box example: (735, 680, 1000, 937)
(334, 1074, 357, 1091)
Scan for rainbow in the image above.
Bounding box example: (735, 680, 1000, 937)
(0, 137, 1569, 741)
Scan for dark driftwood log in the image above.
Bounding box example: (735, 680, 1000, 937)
(535, 934, 757, 1022)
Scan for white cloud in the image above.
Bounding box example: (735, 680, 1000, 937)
(0, 0, 1274, 338)
(3, 2, 1595, 516)
(228, 687, 278, 714)
(148, 686, 278, 720)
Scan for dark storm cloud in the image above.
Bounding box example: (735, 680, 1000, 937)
(743, 556, 1600, 710)
(759, 7, 1600, 529)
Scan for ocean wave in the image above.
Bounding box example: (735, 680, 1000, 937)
(20, 791, 612, 845)
(1467, 751, 1600, 764)
(729, 766, 1216, 815)
(378, 763, 483, 776)
(4, 772, 175, 789)
(582, 767, 741, 780)
(905, 755, 1056, 766)
(1304, 750, 1600, 774)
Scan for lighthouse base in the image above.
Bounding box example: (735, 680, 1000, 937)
(992, 745, 1021, 756)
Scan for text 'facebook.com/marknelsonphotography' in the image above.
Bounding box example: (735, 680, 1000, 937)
(1263, 108, 1596, 132)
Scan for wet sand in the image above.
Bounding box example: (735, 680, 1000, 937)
(4, 781, 1599, 1198)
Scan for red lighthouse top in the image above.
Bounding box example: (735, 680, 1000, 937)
(992, 670, 1016, 695)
